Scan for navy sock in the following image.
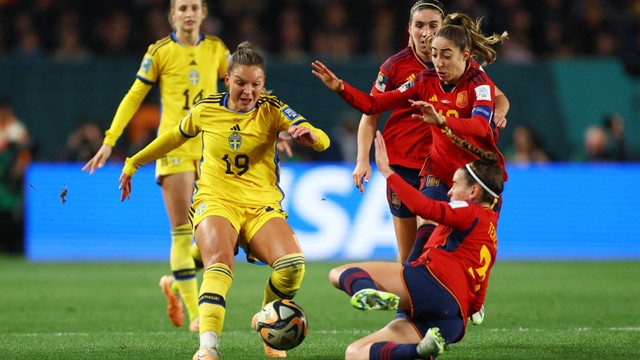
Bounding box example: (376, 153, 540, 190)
(370, 342, 420, 360)
(406, 223, 436, 262)
(338, 267, 377, 296)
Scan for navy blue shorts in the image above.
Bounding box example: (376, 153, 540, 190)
(402, 263, 464, 344)
(387, 165, 422, 218)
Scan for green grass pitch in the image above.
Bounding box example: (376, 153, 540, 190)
(1, 256, 638, 359)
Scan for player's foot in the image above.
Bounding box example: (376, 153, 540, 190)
(351, 289, 399, 311)
(159, 275, 184, 327)
(417, 327, 446, 358)
(469, 305, 485, 325)
(251, 313, 288, 358)
(192, 347, 220, 360)
(189, 317, 200, 332)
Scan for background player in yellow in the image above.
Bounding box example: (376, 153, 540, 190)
(118, 42, 330, 360)
(83, 0, 229, 332)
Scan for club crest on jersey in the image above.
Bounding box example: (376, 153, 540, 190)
(228, 131, 242, 152)
(456, 91, 468, 108)
(391, 193, 402, 209)
(281, 106, 300, 120)
(189, 69, 200, 86)
(140, 57, 152, 74)
(375, 72, 388, 92)
(425, 175, 440, 187)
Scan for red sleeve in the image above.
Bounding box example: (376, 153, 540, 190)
(338, 81, 417, 115)
(387, 173, 476, 228)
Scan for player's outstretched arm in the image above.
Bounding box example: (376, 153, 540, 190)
(311, 60, 344, 92)
(82, 144, 113, 175)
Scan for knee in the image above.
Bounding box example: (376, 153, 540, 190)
(328, 267, 343, 288)
(345, 342, 366, 360)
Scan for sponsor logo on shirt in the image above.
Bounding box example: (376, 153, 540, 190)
(474, 85, 491, 101)
(374, 72, 388, 92)
(281, 106, 300, 120)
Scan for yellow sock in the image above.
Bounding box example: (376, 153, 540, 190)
(263, 253, 305, 306)
(199, 263, 233, 335)
(171, 223, 199, 322)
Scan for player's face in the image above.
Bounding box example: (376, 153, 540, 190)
(431, 36, 470, 84)
(409, 9, 443, 61)
(448, 168, 475, 201)
(171, 0, 206, 34)
(225, 65, 265, 112)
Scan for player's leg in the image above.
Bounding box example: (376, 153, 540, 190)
(345, 318, 423, 360)
(248, 213, 305, 358)
(192, 215, 238, 359)
(329, 262, 409, 310)
(160, 170, 199, 330)
(387, 165, 421, 262)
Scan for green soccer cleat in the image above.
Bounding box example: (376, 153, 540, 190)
(350, 289, 399, 311)
(416, 327, 446, 358)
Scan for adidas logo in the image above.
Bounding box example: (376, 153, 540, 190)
(230, 124, 241, 131)
(429, 94, 438, 102)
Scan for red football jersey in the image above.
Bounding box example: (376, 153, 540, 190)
(339, 61, 507, 187)
(388, 173, 498, 324)
(370, 46, 433, 169)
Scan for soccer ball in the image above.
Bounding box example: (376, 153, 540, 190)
(255, 299, 308, 350)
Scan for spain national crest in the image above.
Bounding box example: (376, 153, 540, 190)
(229, 131, 242, 151)
(391, 193, 402, 209)
(456, 91, 468, 108)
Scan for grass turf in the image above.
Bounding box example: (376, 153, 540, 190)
(0, 257, 638, 359)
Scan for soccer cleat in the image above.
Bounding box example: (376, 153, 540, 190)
(469, 305, 485, 325)
(159, 275, 184, 327)
(192, 348, 220, 360)
(189, 317, 200, 332)
(417, 327, 446, 358)
(251, 312, 288, 358)
(351, 289, 399, 311)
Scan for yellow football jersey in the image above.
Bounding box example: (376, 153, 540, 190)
(105, 33, 229, 160)
(181, 92, 330, 207)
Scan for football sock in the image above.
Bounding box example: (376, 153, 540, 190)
(338, 267, 377, 296)
(263, 253, 305, 306)
(370, 342, 419, 360)
(170, 223, 199, 322)
(406, 223, 436, 262)
(199, 263, 233, 335)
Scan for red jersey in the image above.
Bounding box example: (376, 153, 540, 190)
(371, 46, 432, 169)
(388, 173, 498, 322)
(340, 61, 507, 187)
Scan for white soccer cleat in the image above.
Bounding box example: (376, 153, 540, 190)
(417, 327, 446, 358)
(469, 305, 485, 325)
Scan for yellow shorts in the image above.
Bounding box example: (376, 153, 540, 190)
(189, 199, 288, 260)
(155, 156, 199, 184)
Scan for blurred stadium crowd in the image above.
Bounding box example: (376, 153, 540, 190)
(0, 0, 639, 71)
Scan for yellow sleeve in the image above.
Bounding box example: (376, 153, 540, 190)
(299, 122, 331, 152)
(104, 79, 152, 147)
(122, 126, 189, 176)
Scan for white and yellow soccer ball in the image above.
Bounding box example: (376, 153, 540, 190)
(256, 299, 308, 350)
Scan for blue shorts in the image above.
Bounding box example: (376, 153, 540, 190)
(387, 165, 422, 218)
(402, 263, 464, 344)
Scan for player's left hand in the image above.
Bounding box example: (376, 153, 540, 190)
(118, 173, 132, 201)
(409, 100, 442, 125)
(277, 132, 293, 157)
(288, 125, 317, 146)
(493, 112, 507, 129)
(311, 60, 344, 92)
(374, 131, 394, 179)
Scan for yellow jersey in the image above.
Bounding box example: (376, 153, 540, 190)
(124, 92, 330, 208)
(105, 32, 229, 160)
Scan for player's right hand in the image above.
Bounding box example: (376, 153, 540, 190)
(118, 172, 132, 201)
(311, 60, 344, 92)
(352, 161, 372, 194)
(82, 144, 113, 175)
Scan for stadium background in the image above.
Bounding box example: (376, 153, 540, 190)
(1, 0, 640, 259)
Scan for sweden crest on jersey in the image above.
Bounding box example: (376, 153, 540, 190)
(229, 131, 242, 151)
(189, 69, 200, 86)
